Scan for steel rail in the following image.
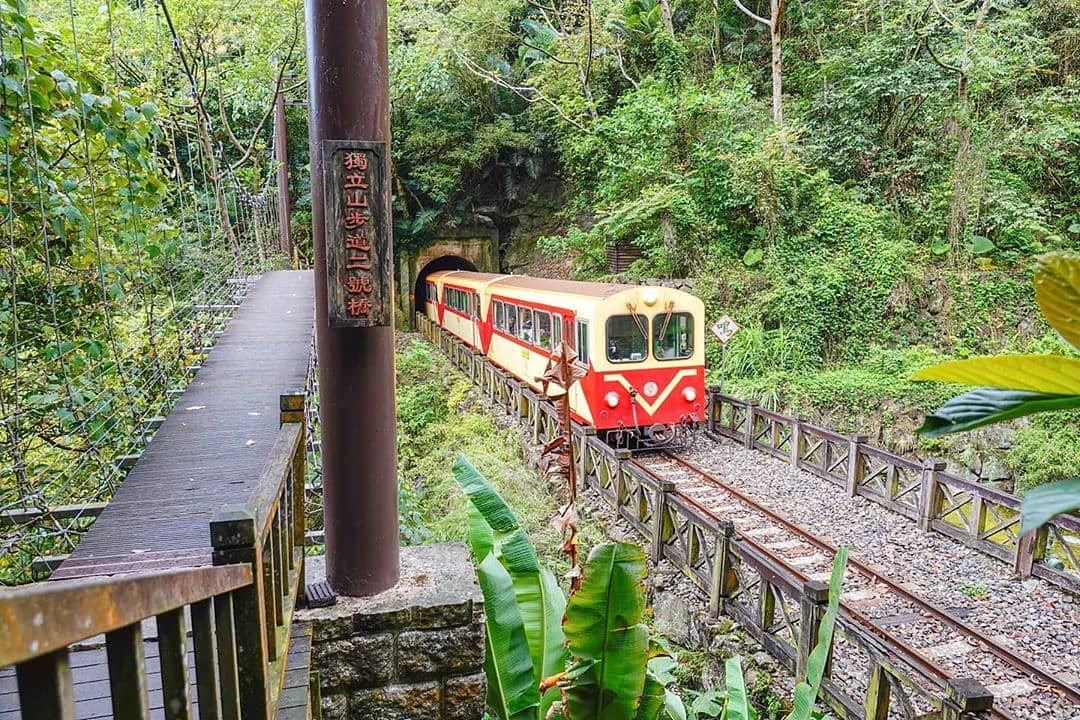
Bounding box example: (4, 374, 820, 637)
(639, 452, 1080, 709)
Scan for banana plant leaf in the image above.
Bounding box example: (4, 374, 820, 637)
(636, 671, 666, 720)
(477, 552, 543, 720)
(1034, 253, 1080, 351)
(563, 542, 650, 720)
(636, 656, 683, 720)
(453, 455, 568, 712)
(454, 454, 521, 534)
(917, 387, 1080, 437)
(1020, 478, 1080, 535)
(786, 548, 849, 720)
(722, 657, 755, 720)
(911, 354, 1080, 396)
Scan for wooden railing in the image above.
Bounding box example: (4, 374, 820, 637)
(0, 392, 308, 720)
(570, 418, 994, 720)
(706, 391, 1080, 594)
(419, 313, 995, 720)
(210, 392, 308, 720)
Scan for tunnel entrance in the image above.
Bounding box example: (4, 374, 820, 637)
(413, 255, 478, 315)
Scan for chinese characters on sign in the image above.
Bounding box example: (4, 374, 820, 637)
(710, 314, 741, 345)
(324, 140, 391, 327)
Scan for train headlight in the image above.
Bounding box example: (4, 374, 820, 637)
(642, 289, 658, 306)
(605, 391, 620, 408)
(683, 387, 697, 402)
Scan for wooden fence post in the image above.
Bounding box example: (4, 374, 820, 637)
(1015, 526, 1050, 579)
(743, 400, 759, 449)
(580, 427, 596, 485)
(650, 479, 676, 564)
(864, 662, 891, 720)
(706, 387, 720, 434)
(614, 449, 632, 523)
(917, 460, 946, 533)
(790, 415, 806, 468)
(280, 392, 306, 599)
(709, 521, 735, 617)
(211, 506, 270, 720)
(796, 580, 830, 683)
(845, 435, 868, 497)
(940, 679, 993, 720)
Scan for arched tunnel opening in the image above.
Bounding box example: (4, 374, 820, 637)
(413, 255, 478, 315)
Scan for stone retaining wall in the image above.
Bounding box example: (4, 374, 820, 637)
(297, 544, 486, 720)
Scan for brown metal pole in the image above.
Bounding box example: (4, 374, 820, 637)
(273, 89, 293, 259)
(305, 0, 400, 595)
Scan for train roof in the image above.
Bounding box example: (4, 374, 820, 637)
(428, 271, 638, 299)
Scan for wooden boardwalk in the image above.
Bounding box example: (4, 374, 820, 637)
(52, 270, 314, 581)
(0, 270, 315, 720)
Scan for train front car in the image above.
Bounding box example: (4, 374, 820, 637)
(453, 274, 706, 450)
(582, 285, 706, 448)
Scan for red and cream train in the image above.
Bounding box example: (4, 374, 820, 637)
(423, 271, 706, 447)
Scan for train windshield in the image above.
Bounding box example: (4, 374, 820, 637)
(606, 315, 648, 363)
(653, 312, 694, 360)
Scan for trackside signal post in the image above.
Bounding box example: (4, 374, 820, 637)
(305, 0, 399, 595)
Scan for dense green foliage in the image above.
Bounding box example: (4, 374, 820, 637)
(385, 0, 1079, 486)
(2, 0, 300, 582)
(914, 252, 1080, 533)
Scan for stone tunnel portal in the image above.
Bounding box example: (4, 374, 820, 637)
(413, 255, 478, 315)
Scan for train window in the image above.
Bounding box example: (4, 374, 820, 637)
(494, 301, 505, 330)
(552, 314, 562, 349)
(535, 312, 552, 351)
(506, 304, 518, 336)
(471, 293, 479, 317)
(606, 315, 648, 363)
(575, 319, 589, 365)
(653, 312, 694, 360)
(519, 307, 534, 343)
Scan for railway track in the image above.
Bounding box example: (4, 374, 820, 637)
(633, 452, 1080, 720)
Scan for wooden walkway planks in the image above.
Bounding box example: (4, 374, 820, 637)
(50, 270, 314, 581)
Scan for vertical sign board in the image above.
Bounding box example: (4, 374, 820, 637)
(323, 140, 392, 327)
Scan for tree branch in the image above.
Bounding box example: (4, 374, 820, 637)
(732, 0, 771, 27)
(452, 49, 587, 131)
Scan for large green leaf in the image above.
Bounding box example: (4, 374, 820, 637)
(635, 671, 666, 720)
(1020, 478, 1080, 536)
(453, 455, 568, 711)
(911, 355, 1080, 395)
(722, 657, 755, 720)
(477, 553, 543, 720)
(1035, 253, 1080, 351)
(917, 387, 1080, 437)
(564, 542, 651, 720)
(466, 500, 496, 562)
(786, 548, 849, 720)
(454, 454, 521, 533)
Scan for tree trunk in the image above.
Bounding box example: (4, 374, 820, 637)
(947, 73, 974, 263)
(770, 0, 783, 124)
(658, 0, 675, 37)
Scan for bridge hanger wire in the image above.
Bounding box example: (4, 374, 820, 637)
(1, 0, 278, 582)
(66, 0, 141, 436)
(0, 22, 28, 504)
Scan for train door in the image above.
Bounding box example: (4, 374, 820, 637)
(470, 292, 480, 348)
(563, 315, 575, 353)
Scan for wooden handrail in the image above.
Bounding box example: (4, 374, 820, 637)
(210, 392, 307, 720)
(705, 388, 1080, 590)
(0, 564, 251, 667)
